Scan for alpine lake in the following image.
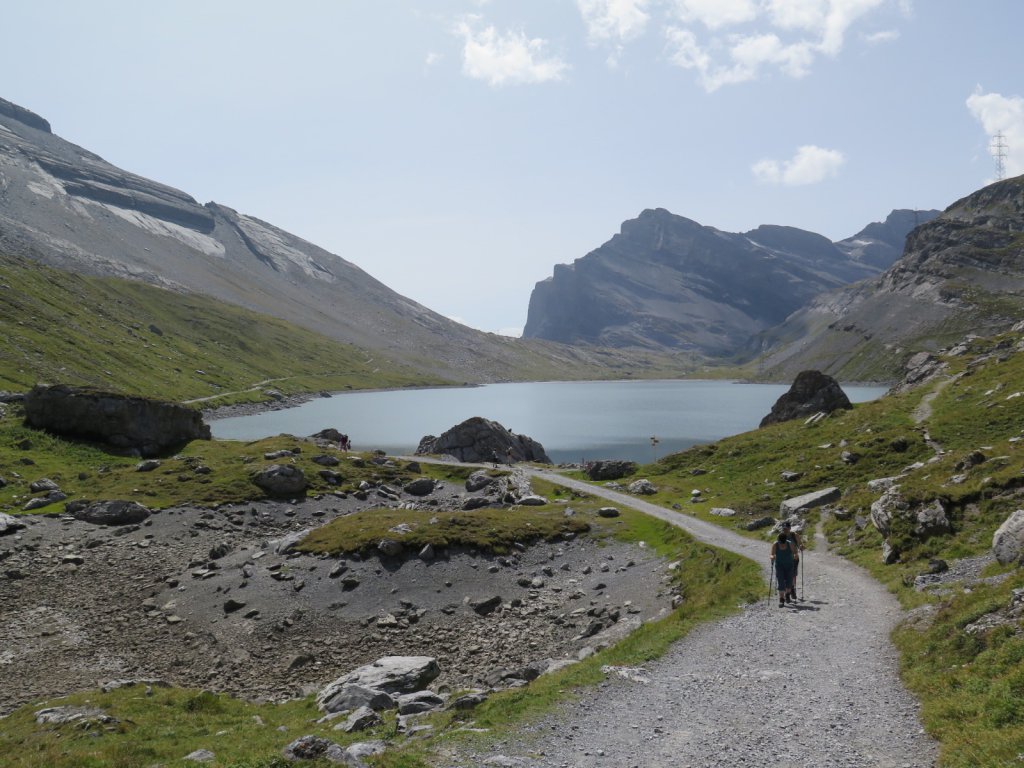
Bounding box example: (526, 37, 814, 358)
(210, 380, 887, 464)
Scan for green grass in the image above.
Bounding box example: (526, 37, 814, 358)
(894, 571, 1024, 767)
(0, 252, 449, 405)
(0, 684, 354, 768)
(296, 504, 591, 557)
(0, 405, 482, 514)
(574, 328, 1024, 767)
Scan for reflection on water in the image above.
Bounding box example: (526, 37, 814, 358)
(210, 380, 887, 464)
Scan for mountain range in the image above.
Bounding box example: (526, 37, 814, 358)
(0, 97, 665, 386)
(2, 93, 1022, 388)
(522, 207, 938, 360)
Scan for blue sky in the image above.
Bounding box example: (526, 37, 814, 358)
(2, 1, 1022, 336)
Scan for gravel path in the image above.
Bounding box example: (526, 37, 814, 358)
(444, 469, 938, 768)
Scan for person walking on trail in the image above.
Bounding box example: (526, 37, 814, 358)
(782, 521, 805, 601)
(771, 532, 798, 607)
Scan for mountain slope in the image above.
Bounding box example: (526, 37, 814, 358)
(522, 207, 933, 358)
(0, 251, 447, 402)
(759, 175, 1024, 381)
(0, 97, 677, 385)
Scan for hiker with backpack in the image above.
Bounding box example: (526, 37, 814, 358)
(782, 520, 804, 601)
(770, 532, 798, 607)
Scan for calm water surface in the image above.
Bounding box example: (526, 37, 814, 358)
(210, 380, 887, 464)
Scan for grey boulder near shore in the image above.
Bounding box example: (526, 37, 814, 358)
(759, 370, 853, 427)
(416, 416, 551, 464)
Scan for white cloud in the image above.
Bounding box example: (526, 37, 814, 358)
(817, 0, 887, 56)
(578, 0, 650, 68)
(863, 29, 899, 44)
(966, 87, 1024, 179)
(425, 51, 442, 67)
(752, 145, 846, 186)
(665, 0, 894, 91)
(765, 0, 828, 31)
(666, 28, 814, 91)
(455, 17, 569, 87)
(578, 0, 650, 43)
(669, 0, 759, 29)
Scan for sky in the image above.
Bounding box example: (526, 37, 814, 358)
(2, 1, 1023, 337)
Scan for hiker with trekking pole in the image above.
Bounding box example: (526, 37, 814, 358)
(782, 521, 805, 601)
(770, 532, 798, 608)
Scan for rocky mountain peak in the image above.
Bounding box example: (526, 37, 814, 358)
(523, 206, 926, 357)
(0, 97, 50, 133)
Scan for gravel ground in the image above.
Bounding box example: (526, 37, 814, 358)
(0, 474, 673, 716)
(440, 472, 939, 768)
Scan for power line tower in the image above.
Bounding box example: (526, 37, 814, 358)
(991, 131, 1008, 180)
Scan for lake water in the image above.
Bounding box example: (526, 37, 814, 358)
(209, 380, 887, 464)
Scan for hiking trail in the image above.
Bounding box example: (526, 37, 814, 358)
(433, 464, 938, 768)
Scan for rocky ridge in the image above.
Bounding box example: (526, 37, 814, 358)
(522, 206, 937, 357)
(758, 175, 1024, 381)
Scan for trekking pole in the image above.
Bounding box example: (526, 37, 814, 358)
(767, 559, 774, 608)
(801, 551, 805, 601)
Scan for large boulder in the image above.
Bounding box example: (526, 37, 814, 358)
(870, 486, 951, 565)
(23, 384, 210, 457)
(72, 500, 151, 526)
(251, 464, 307, 496)
(0, 512, 27, 535)
(416, 417, 551, 464)
(586, 460, 638, 481)
(280, 735, 353, 764)
(317, 656, 440, 713)
(993, 510, 1024, 565)
(780, 487, 841, 516)
(759, 370, 853, 427)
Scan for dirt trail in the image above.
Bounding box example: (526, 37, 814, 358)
(439, 465, 939, 767)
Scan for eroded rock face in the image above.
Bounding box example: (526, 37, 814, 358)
(416, 417, 551, 464)
(23, 384, 210, 457)
(759, 370, 853, 427)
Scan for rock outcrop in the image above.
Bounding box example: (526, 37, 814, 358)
(759, 371, 853, 427)
(23, 384, 210, 456)
(416, 417, 551, 464)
